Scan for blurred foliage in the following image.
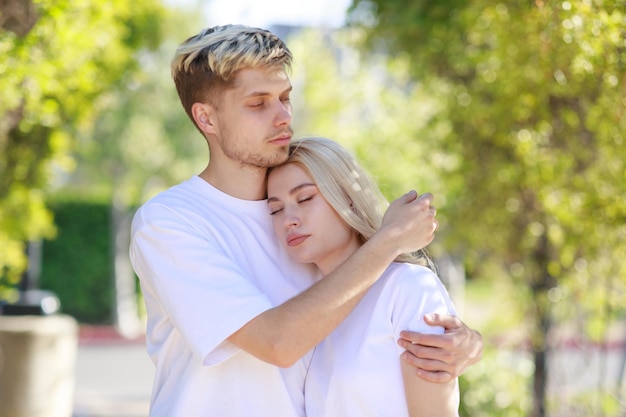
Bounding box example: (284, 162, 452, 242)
(343, 0, 626, 415)
(459, 347, 533, 417)
(0, 0, 165, 298)
(289, 28, 449, 200)
(39, 199, 113, 323)
(67, 7, 207, 208)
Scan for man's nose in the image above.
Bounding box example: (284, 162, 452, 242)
(274, 99, 292, 127)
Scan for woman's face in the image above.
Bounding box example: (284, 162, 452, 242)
(267, 163, 361, 276)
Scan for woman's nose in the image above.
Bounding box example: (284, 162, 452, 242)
(284, 208, 300, 228)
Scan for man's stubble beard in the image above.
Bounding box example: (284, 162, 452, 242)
(264, 147, 290, 168)
(220, 136, 289, 169)
(218, 122, 292, 168)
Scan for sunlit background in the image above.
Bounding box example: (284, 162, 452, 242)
(1, 1, 624, 416)
(175, 0, 352, 28)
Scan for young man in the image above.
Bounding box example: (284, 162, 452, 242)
(129, 25, 482, 417)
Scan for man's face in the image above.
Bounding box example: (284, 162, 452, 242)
(209, 67, 294, 169)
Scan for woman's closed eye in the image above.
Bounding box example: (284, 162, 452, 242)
(268, 196, 313, 215)
(269, 206, 283, 216)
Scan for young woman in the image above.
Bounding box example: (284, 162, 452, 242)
(267, 137, 460, 417)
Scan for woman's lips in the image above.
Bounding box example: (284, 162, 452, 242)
(287, 234, 309, 247)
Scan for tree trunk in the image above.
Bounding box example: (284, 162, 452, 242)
(531, 321, 549, 417)
(530, 233, 554, 417)
(110, 194, 142, 338)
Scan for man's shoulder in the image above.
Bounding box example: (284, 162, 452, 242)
(131, 178, 207, 227)
(137, 177, 213, 213)
(141, 177, 197, 204)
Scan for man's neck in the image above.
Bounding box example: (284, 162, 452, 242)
(198, 163, 268, 201)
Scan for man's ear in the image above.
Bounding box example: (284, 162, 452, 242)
(191, 102, 216, 135)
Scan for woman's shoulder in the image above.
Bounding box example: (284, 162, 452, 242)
(382, 263, 456, 332)
(384, 262, 454, 304)
(385, 262, 440, 284)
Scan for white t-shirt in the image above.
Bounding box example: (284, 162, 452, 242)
(303, 262, 459, 417)
(130, 176, 319, 417)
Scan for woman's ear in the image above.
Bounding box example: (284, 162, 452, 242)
(349, 198, 357, 214)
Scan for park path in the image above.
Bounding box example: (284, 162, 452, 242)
(73, 327, 153, 417)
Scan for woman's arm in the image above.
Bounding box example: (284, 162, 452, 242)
(401, 359, 459, 417)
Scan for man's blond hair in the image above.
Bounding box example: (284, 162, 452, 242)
(171, 25, 293, 124)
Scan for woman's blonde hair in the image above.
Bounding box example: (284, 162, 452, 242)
(280, 137, 434, 268)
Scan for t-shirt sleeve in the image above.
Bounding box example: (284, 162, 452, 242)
(130, 209, 273, 366)
(388, 265, 457, 355)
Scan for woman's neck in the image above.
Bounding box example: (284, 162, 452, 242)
(317, 239, 362, 277)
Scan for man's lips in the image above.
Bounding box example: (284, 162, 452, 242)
(287, 234, 309, 247)
(269, 132, 293, 145)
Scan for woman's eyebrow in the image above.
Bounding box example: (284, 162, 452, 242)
(267, 183, 316, 203)
(288, 183, 316, 195)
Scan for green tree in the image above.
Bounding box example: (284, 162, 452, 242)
(0, 0, 164, 299)
(347, 1, 626, 415)
(289, 28, 448, 198)
(70, 7, 207, 205)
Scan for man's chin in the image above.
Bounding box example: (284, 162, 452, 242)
(266, 150, 290, 167)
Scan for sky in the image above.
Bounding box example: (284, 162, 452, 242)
(165, 0, 352, 28)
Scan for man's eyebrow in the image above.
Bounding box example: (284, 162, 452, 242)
(244, 85, 293, 99)
(267, 183, 316, 203)
(244, 91, 271, 98)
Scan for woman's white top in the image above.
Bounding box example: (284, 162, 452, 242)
(303, 262, 459, 417)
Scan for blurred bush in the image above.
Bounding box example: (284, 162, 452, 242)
(39, 200, 117, 323)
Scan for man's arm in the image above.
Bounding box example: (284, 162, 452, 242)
(397, 314, 483, 383)
(228, 191, 438, 367)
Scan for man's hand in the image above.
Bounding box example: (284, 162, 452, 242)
(397, 314, 483, 383)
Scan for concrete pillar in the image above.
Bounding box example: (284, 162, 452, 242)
(0, 315, 78, 417)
